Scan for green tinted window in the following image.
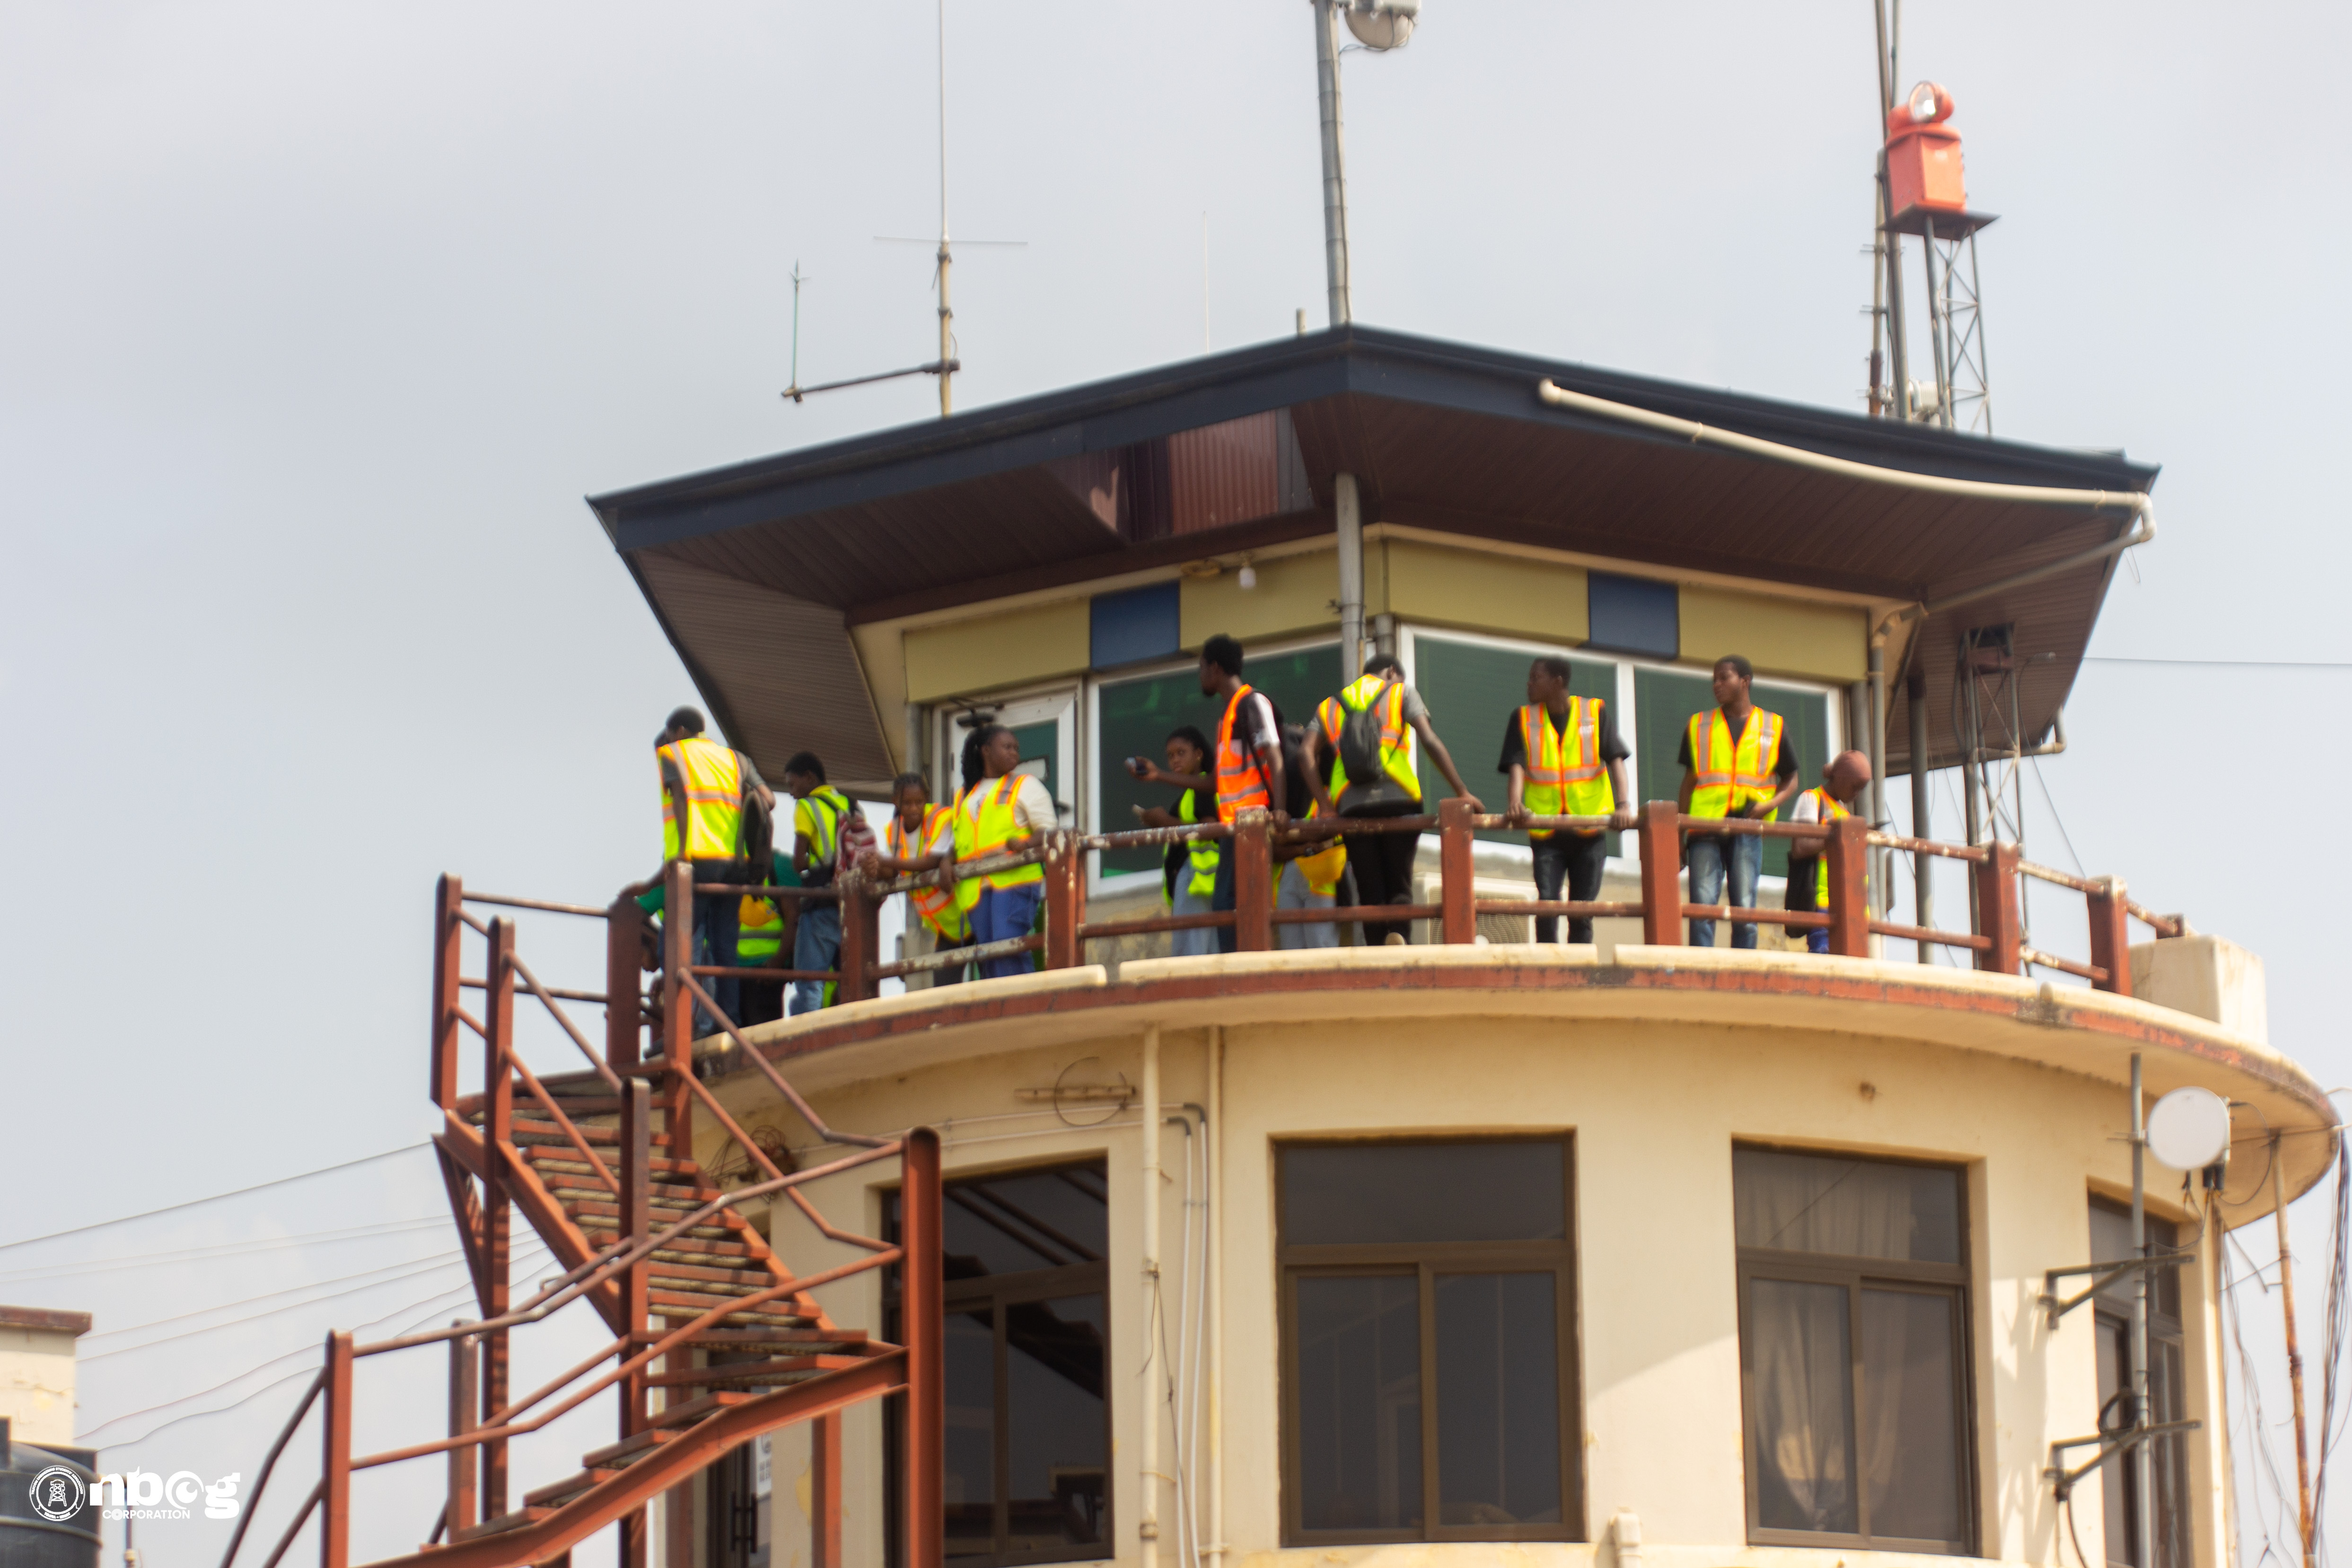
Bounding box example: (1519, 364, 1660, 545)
(1095, 644, 1340, 878)
(1413, 637, 1615, 849)
(1632, 669, 1829, 877)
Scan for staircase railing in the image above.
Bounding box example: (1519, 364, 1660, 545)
(224, 879, 945, 1568)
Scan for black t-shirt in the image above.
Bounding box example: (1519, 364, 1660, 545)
(1497, 701, 1631, 774)
(1675, 708, 1799, 780)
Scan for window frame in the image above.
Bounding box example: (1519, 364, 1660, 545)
(885, 1157, 1114, 1568)
(1732, 1144, 1978, 1557)
(1275, 1134, 1583, 1547)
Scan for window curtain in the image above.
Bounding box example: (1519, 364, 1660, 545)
(1748, 1279, 1856, 1534)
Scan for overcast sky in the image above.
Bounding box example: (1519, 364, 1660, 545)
(3, 1, 2347, 1563)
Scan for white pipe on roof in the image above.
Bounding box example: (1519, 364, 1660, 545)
(1534, 377, 2156, 857)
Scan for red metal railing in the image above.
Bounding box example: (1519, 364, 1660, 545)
(680, 796, 2180, 1000)
(223, 878, 946, 1568)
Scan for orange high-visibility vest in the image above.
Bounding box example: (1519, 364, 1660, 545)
(1686, 706, 1785, 820)
(1515, 698, 1613, 835)
(888, 804, 969, 939)
(1215, 685, 1273, 822)
(657, 737, 745, 860)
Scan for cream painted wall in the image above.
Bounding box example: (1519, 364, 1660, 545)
(902, 598, 1091, 704)
(721, 961, 2230, 1568)
(0, 1325, 79, 1446)
(1680, 586, 1866, 684)
(1375, 538, 1591, 646)
(1179, 549, 1339, 649)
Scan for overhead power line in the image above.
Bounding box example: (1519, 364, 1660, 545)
(0, 1217, 451, 1286)
(80, 1249, 468, 1353)
(0, 1144, 430, 1253)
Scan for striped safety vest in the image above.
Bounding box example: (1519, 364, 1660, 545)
(889, 805, 970, 940)
(737, 897, 784, 963)
(1214, 685, 1273, 821)
(953, 774, 1045, 909)
(1167, 788, 1220, 904)
(1316, 676, 1421, 804)
(657, 737, 745, 861)
(1515, 698, 1614, 834)
(798, 786, 855, 873)
(1797, 787, 1854, 906)
(1686, 706, 1786, 821)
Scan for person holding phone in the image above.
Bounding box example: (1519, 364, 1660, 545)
(1127, 727, 1218, 957)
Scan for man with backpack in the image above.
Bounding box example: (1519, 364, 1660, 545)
(1305, 653, 1483, 945)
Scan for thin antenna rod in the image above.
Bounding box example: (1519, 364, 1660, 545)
(1202, 212, 1210, 352)
(937, 0, 952, 418)
(787, 262, 807, 401)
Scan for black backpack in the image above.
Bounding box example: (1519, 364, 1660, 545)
(1336, 681, 1414, 810)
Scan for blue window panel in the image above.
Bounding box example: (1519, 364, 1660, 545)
(1586, 572, 1678, 658)
(1090, 582, 1182, 670)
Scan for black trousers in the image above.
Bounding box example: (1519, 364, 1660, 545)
(1343, 824, 1422, 944)
(1531, 831, 1610, 945)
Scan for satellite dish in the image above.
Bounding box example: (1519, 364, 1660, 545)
(1344, 0, 1419, 51)
(2146, 1086, 2232, 1171)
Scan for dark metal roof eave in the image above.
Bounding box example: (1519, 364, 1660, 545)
(588, 324, 2161, 556)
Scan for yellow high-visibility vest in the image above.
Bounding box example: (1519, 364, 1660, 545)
(1292, 799, 1348, 898)
(658, 737, 745, 861)
(1686, 706, 1786, 821)
(737, 897, 784, 962)
(1316, 676, 1421, 804)
(798, 787, 855, 872)
(953, 774, 1045, 909)
(1515, 699, 1613, 835)
(888, 805, 970, 939)
(1798, 787, 1854, 905)
(1168, 788, 1219, 904)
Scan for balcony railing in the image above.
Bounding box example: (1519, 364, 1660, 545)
(680, 797, 2185, 1005)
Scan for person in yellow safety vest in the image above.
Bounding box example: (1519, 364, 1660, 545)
(1302, 652, 1482, 947)
(655, 705, 774, 1034)
(1124, 727, 1220, 959)
(735, 892, 788, 1025)
(953, 725, 1057, 979)
(1785, 750, 1873, 955)
(860, 771, 972, 987)
(1132, 635, 1318, 955)
(1676, 655, 1802, 950)
(1501, 656, 1639, 946)
(784, 751, 867, 1015)
(1273, 725, 1348, 950)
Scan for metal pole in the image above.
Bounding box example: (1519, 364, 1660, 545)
(1872, 0, 1910, 420)
(2274, 1134, 2319, 1568)
(2131, 1054, 2154, 1568)
(937, 0, 953, 418)
(1867, 634, 1887, 918)
(1314, 0, 1351, 326)
(1206, 1025, 1226, 1568)
(1335, 473, 1364, 681)
(1909, 661, 1933, 960)
(1922, 218, 1954, 429)
(1140, 1025, 1163, 1568)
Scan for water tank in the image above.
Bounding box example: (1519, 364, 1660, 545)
(0, 1420, 100, 1568)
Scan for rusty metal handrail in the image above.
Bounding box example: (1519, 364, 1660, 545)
(508, 1059, 622, 1194)
(217, 1371, 325, 1568)
(509, 951, 625, 1094)
(255, 1480, 325, 1568)
(2024, 946, 2110, 984)
(672, 971, 891, 1149)
(463, 892, 614, 919)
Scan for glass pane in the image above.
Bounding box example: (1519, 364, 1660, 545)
(2153, 1337, 2189, 1568)
(1858, 1288, 1962, 1543)
(1095, 645, 1341, 877)
(1005, 1294, 1109, 1555)
(945, 1305, 996, 1560)
(2097, 1314, 2130, 1568)
(1286, 1142, 1565, 1246)
(943, 1163, 1108, 1283)
(1413, 636, 1618, 852)
(1435, 1273, 1562, 1525)
(1296, 1276, 1423, 1532)
(1733, 1149, 1961, 1263)
(2089, 1202, 2181, 1317)
(1747, 1278, 1857, 1535)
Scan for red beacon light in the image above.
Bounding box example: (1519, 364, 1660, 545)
(1885, 81, 1966, 219)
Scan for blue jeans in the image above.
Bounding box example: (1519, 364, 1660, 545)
(1789, 859, 1831, 955)
(789, 902, 841, 1015)
(1209, 843, 1239, 955)
(972, 883, 1043, 979)
(1685, 831, 1763, 949)
(688, 874, 740, 1034)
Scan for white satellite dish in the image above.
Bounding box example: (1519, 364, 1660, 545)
(2146, 1086, 2232, 1171)
(1344, 0, 1419, 51)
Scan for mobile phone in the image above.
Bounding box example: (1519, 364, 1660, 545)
(1125, 756, 1149, 776)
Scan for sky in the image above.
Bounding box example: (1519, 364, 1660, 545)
(2, 0, 2348, 1564)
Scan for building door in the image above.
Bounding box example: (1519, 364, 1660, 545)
(937, 691, 1076, 825)
(706, 1433, 772, 1568)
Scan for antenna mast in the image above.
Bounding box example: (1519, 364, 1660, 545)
(937, 0, 953, 417)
